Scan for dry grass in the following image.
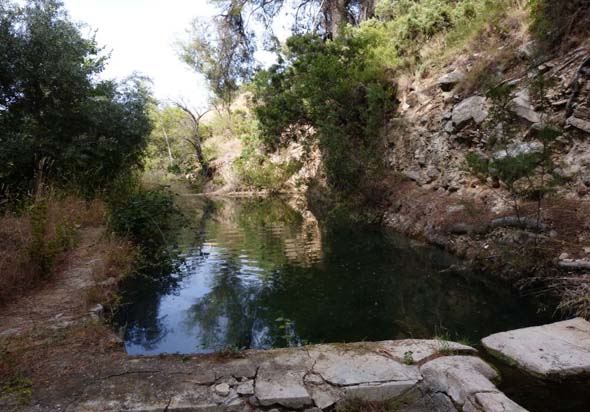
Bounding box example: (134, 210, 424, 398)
(85, 234, 138, 309)
(0, 192, 107, 306)
(454, 7, 530, 95)
(553, 276, 590, 318)
(412, 1, 529, 82)
(337, 397, 404, 412)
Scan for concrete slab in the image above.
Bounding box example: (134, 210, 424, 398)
(21, 339, 532, 412)
(482, 317, 590, 379)
(256, 363, 313, 408)
(309, 345, 421, 386)
(421, 356, 528, 412)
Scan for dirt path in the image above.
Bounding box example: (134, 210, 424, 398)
(0, 227, 129, 411)
(0, 227, 104, 338)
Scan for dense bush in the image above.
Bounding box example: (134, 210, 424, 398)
(107, 179, 180, 252)
(234, 150, 302, 193)
(252, 34, 396, 192)
(0, 0, 152, 202)
(360, 0, 510, 69)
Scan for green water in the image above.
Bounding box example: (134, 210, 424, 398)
(118, 196, 552, 355)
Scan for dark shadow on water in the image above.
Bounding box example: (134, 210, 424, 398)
(116, 196, 554, 355)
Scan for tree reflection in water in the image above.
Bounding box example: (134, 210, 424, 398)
(119, 196, 551, 355)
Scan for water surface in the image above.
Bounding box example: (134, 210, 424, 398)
(118, 196, 552, 355)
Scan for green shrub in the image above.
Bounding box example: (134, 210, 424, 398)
(107, 182, 180, 251)
(232, 128, 302, 192)
(234, 157, 302, 193)
(466, 153, 490, 179)
(104, 177, 186, 291)
(360, 0, 512, 69)
(467, 74, 561, 233)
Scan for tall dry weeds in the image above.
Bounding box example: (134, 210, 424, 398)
(0, 193, 107, 306)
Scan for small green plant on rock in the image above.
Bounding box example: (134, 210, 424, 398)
(403, 351, 414, 365)
(466, 74, 561, 236)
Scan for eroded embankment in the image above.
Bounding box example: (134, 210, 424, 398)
(376, 40, 590, 280)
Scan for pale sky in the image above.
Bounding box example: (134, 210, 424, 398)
(61, 0, 291, 108)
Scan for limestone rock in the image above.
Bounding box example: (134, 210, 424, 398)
(472, 392, 529, 412)
(493, 142, 543, 160)
(236, 380, 255, 396)
(403, 169, 424, 185)
(214, 383, 231, 397)
(567, 116, 590, 134)
(378, 339, 477, 363)
(344, 381, 417, 402)
(256, 365, 312, 408)
(511, 89, 541, 123)
(421, 356, 498, 397)
(307, 383, 342, 409)
(482, 317, 590, 379)
(303, 373, 324, 385)
(452, 96, 488, 130)
(310, 345, 421, 386)
(437, 71, 465, 92)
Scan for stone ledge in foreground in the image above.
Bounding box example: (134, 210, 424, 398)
(60, 339, 527, 412)
(482, 317, 590, 380)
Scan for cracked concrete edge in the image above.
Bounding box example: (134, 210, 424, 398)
(419, 356, 529, 412)
(56, 341, 528, 412)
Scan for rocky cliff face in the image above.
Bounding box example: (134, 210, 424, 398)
(380, 42, 590, 275)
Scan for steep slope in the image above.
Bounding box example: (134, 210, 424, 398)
(370, 9, 590, 294)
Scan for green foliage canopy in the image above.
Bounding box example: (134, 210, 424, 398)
(251, 33, 396, 192)
(179, 16, 254, 110)
(0, 0, 153, 200)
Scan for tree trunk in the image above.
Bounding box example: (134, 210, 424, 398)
(192, 134, 211, 178)
(323, 0, 374, 38)
(359, 0, 376, 22)
(163, 129, 174, 167)
(324, 0, 349, 37)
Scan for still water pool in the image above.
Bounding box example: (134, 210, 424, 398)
(117, 196, 552, 356)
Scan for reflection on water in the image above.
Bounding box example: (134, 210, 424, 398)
(119, 196, 551, 355)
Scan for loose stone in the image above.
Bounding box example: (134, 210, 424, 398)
(214, 383, 231, 397)
(237, 380, 255, 396)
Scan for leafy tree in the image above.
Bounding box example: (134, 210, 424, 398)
(252, 33, 395, 193)
(179, 16, 254, 111)
(213, 0, 376, 39)
(179, 0, 377, 112)
(0, 0, 153, 201)
(174, 102, 212, 177)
